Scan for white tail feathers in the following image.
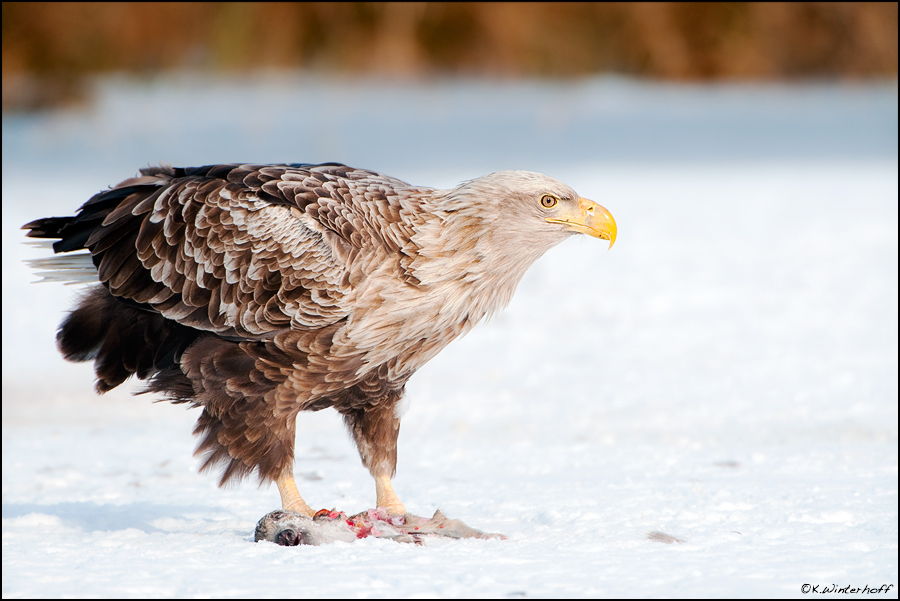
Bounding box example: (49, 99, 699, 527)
(24, 248, 98, 285)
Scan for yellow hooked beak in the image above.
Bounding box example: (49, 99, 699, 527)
(546, 197, 617, 249)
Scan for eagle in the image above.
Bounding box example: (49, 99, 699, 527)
(23, 163, 615, 520)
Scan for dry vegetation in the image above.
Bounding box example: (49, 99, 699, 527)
(3, 2, 897, 109)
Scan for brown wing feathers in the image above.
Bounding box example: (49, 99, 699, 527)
(23, 163, 407, 485)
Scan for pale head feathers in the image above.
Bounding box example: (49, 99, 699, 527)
(407, 170, 582, 322)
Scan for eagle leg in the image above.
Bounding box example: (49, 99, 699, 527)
(340, 392, 407, 515)
(276, 473, 316, 517)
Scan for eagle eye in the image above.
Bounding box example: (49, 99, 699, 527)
(540, 194, 558, 209)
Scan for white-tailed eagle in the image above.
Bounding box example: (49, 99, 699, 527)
(23, 163, 615, 521)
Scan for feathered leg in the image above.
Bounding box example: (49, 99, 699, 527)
(180, 337, 323, 516)
(341, 394, 407, 515)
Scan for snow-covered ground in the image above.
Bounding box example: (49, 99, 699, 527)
(3, 76, 897, 598)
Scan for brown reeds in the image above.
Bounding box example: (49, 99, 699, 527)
(3, 2, 897, 109)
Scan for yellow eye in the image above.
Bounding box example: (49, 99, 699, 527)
(540, 194, 558, 209)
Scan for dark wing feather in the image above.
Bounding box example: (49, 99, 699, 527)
(73, 163, 412, 340)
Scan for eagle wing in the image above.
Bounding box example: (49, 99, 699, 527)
(48, 163, 421, 340)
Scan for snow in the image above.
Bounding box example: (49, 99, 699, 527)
(2, 76, 897, 598)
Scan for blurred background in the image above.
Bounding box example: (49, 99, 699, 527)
(2, 2, 898, 110)
(2, 2, 897, 176)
